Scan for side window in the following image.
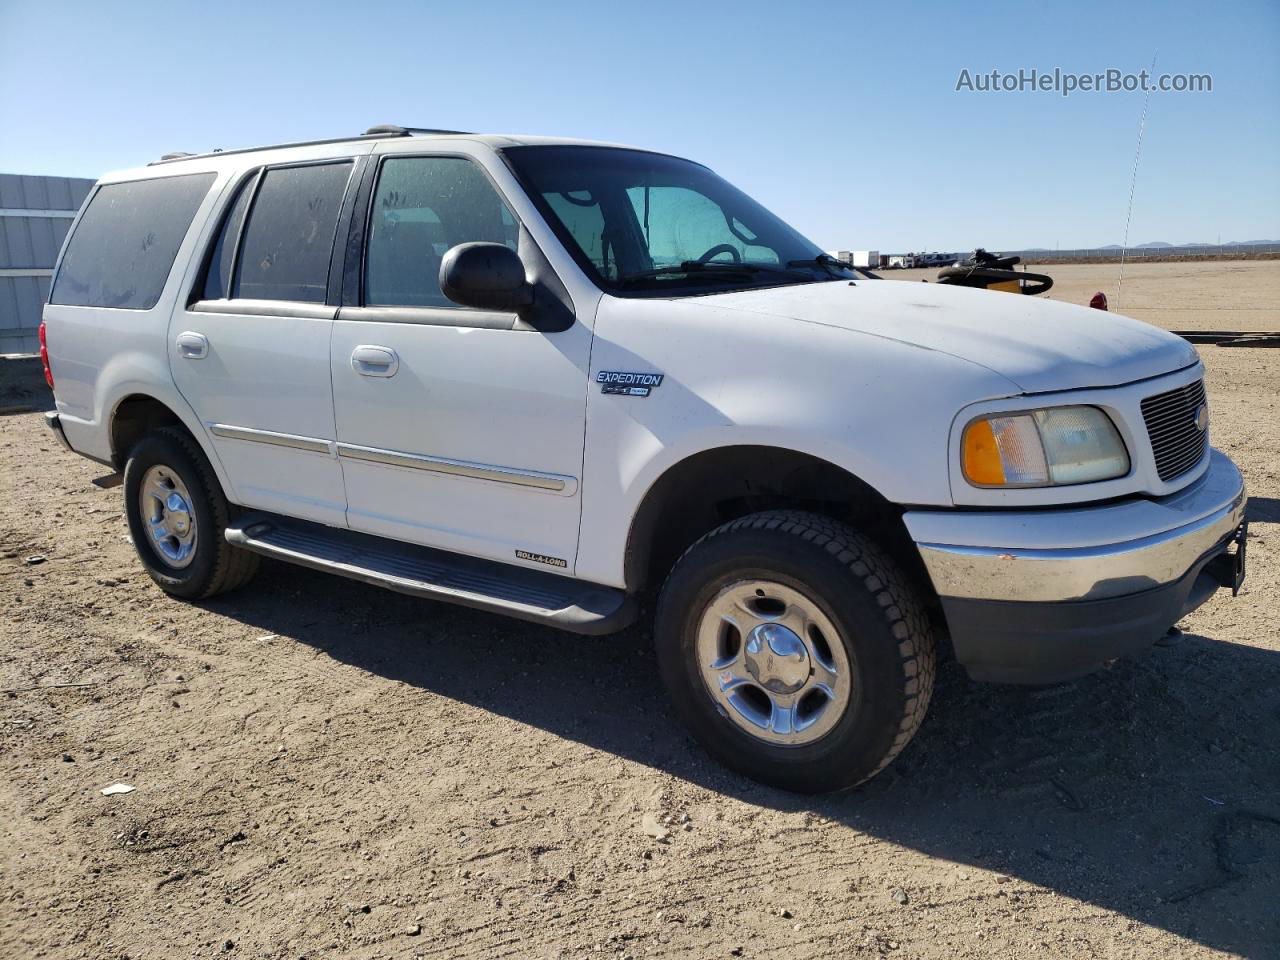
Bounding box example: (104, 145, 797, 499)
(50, 173, 215, 310)
(365, 157, 519, 308)
(233, 162, 352, 303)
(200, 172, 258, 300)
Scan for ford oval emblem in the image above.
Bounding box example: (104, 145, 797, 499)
(1194, 404, 1209, 432)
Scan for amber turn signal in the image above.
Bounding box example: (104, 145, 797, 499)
(961, 418, 1006, 486)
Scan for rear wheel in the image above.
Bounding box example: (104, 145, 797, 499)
(655, 510, 936, 793)
(123, 427, 259, 599)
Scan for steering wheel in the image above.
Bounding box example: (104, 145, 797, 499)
(695, 243, 742, 264)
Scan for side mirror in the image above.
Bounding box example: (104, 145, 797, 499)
(439, 242, 534, 312)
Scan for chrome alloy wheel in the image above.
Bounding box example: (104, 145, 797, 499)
(138, 464, 198, 569)
(695, 579, 854, 746)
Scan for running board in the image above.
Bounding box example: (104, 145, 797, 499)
(224, 513, 636, 636)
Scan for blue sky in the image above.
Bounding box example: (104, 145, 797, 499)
(2, 0, 1277, 251)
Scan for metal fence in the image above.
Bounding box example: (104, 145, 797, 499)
(1, 173, 94, 354)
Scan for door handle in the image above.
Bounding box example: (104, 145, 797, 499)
(351, 345, 399, 378)
(176, 331, 209, 360)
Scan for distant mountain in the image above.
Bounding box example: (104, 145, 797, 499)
(1090, 239, 1276, 249)
(904, 239, 1276, 257)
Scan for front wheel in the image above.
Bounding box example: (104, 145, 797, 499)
(655, 511, 936, 793)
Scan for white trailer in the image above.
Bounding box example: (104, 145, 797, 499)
(825, 250, 879, 268)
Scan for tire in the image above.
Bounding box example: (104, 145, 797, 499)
(123, 426, 259, 599)
(654, 510, 936, 793)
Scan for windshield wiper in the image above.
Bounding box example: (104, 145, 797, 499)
(616, 261, 811, 287)
(786, 254, 853, 276)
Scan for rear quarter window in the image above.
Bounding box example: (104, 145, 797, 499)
(50, 173, 215, 310)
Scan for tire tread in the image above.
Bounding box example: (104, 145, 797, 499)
(149, 426, 259, 598)
(669, 509, 936, 787)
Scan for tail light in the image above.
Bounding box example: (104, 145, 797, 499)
(39, 320, 54, 389)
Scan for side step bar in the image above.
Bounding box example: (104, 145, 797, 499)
(224, 513, 637, 636)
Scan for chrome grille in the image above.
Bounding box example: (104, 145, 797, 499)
(1141, 379, 1208, 482)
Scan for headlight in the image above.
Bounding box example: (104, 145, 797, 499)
(961, 406, 1129, 487)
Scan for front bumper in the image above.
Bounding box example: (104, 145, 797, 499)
(906, 449, 1247, 683)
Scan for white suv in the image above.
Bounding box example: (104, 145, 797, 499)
(41, 126, 1248, 792)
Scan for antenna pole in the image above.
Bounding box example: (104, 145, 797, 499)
(1116, 52, 1158, 310)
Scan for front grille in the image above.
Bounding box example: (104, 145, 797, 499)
(1141, 379, 1208, 482)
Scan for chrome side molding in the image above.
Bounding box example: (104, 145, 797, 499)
(336, 442, 575, 494)
(208, 423, 331, 455)
(207, 423, 576, 494)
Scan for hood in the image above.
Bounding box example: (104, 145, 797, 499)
(700, 277, 1199, 394)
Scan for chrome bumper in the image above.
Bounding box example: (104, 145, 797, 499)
(905, 449, 1245, 604)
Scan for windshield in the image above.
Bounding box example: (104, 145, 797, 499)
(502, 146, 850, 295)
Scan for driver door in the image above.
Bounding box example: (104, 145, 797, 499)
(329, 151, 594, 571)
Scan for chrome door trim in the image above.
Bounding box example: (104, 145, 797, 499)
(209, 423, 332, 455)
(189, 299, 337, 320)
(337, 304, 519, 330)
(336, 442, 575, 495)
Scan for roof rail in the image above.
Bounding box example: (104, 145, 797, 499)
(364, 124, 472, 136)
(149, 125, 467, 167)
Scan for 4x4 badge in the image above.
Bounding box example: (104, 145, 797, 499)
(597, 370, 664, 397)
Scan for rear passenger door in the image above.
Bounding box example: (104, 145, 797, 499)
(170, 158, 360, 528)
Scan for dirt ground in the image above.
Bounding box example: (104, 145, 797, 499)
(2, 261, 1278, 960)
(885, 259, 1280, 332)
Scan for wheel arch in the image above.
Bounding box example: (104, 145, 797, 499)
(622, 445, 933, 603)
(110, 394, 184, 466)
(107, 392, 236, 503)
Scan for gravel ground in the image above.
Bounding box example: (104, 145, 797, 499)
(2, 265, 1278, 959)
(884, 259, 1280, 332)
